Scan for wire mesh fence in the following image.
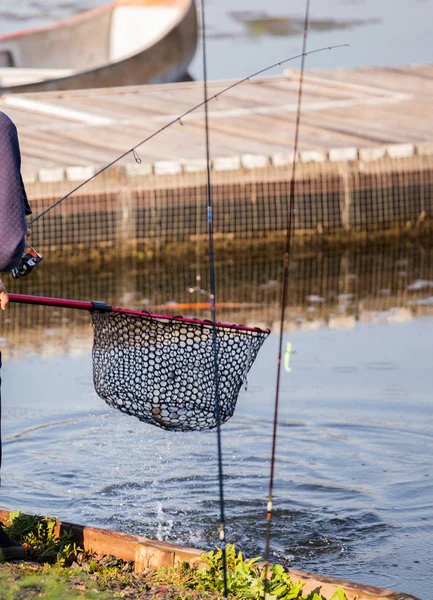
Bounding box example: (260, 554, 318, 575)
(26, 153, 433, 252)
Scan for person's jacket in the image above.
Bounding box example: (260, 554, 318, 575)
(0, 111, 31, 272)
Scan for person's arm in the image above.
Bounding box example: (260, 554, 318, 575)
(0, 111, 30, 274)
(0, 112, 32, 312)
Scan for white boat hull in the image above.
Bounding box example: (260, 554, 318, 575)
(0, 0, 198, 93)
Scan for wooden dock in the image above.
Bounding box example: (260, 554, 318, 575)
(2, 63, 433, 175)
(2, 64, 433, 248)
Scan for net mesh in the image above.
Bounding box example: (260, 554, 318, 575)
(91, 311, 270, 431)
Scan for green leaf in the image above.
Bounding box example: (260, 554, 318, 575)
(270, 583, 287, 596)
(303, 593, 325, 600)
(273, 564, 285, 576)
(8, 511, 21, 523)
(329, 586, 348, 600)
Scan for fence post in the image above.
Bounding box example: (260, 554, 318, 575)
(339, 164, 352, 233)
(116, 167, 135, 259)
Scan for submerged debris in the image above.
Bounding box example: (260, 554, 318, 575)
(230, 11, 380, 38)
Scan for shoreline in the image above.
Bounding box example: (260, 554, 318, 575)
(0, 508, 421, 600)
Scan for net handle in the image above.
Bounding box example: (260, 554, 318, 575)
(8, 293, 270, 334)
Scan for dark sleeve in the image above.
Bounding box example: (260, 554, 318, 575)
(0, 111, 29, 272)
(20, 173, 32, 216)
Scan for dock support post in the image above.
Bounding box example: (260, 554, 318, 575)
(116, 167, 135, 258)
(339, 165, 352, 233)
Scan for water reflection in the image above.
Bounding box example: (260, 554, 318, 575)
(1, 241, 432, 356)
(229, 12, 378, 38)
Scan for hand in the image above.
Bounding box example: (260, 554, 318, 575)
(0, 279, 9, 311)
(25, 227, 32, 245)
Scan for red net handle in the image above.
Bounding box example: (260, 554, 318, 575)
(8, 293, 270, 334)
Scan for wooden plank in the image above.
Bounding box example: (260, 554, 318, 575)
(1, 63, 431, 171)
(309, 66, 433, 93)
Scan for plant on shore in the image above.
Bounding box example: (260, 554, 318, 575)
(1, 513, 349, 599)
(2, 511, 80, 565)
(156, 545, 348, 600)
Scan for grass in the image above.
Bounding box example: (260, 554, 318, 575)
(0, 513, 350, 600)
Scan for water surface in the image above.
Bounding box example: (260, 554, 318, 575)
(1, 0, 433, 80)
(1, 242, 432, 599)
(1, 0, 433, 595)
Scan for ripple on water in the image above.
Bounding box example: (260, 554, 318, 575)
(101, 499, 391, 574)
(2, 315, 433, 600)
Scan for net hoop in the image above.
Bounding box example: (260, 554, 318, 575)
(91, 310, 270, 431)
(9, 294, 270, 431)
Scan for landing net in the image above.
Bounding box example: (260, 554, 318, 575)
(91, 310, 270, 431)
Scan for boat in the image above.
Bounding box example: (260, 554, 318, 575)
(0, 0, 198, 94)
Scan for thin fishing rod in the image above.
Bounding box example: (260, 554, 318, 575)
(264, 0, 311, 578)
(199, 0, 228, 597)
(29, 43, 348, 226)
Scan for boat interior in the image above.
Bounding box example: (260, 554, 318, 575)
(0, 0, 186, 87)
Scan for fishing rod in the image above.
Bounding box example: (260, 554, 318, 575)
(13, 44, 347, 281)
(263, 0, 311, 586)
(10, 44, 347, 282)
(198, 0, 229, 595)
(28, 43, 348, 228)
